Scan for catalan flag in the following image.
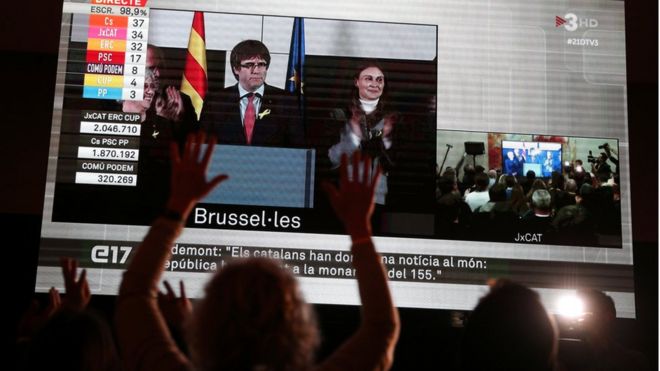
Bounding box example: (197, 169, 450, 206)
(285, 17, 305, 98)
(181, 11, 207, 120)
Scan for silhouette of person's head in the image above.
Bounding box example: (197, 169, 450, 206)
(577, 288, 616, 341)
(459, 279, 558, 371)
(189, 257, 319, 371)
(26, 309, 121, 371)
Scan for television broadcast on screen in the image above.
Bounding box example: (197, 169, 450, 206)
(35, 0, 635, 317)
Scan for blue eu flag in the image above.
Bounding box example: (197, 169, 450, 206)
(286, 17, 305, 98)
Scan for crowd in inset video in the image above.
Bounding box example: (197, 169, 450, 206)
(435, 143, 622, 246)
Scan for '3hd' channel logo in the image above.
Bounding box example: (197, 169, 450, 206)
(555, 13, 599, 32)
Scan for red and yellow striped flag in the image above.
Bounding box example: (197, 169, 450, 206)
(181, 12, 207, 120)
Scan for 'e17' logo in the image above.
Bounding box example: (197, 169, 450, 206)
(91, 245, 132, 264)
(555, 13, 599, 32)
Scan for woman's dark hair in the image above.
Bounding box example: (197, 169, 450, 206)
(504, 175, 516, 188)
(347, 61, 398, 128)
(189, 258, 319, 371)
(510, 184, 529, 215)
(489, 183, 508, 202)
(351, 60, 390, 101)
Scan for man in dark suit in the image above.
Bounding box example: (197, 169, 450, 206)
(200, 40, 305, 147)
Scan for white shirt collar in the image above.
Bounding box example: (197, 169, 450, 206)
(359, 98, 379, 114)
(238, 83, 265, 98)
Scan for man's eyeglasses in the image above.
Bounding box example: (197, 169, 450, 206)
(240, 62, 268, 70)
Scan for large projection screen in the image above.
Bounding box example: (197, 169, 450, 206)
(37, 0, 635, 318)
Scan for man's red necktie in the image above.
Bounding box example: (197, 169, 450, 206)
(244, 94, 256, 144)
